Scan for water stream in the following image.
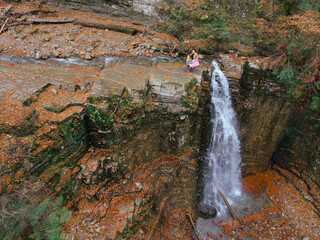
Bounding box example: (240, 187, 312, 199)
(203, 60, 242, 216)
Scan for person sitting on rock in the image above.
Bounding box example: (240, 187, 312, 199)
(186, 50, 199, 71)
(191, 50, 198, 61)
(186, 54, 192, 70)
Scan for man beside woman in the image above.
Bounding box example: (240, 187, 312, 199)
(186, 50, 199, 71)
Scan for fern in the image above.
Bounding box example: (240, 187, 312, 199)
(0, 195, 71, 240)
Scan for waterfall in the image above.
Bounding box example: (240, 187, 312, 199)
(203, 60, 242, 216)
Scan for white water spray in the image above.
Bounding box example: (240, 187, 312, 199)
(203, 60, 242, 216)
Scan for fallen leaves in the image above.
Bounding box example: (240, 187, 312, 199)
(217, 169, 320, 239)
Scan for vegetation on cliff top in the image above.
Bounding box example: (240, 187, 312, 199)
(158, 0, 320, 104)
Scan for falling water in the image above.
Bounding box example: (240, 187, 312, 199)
(203, 60, 242, 216)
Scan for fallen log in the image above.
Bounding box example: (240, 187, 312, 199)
(186, 213, 201, 240)
(8, 9, 56, 18)
(217, 188, 241, 224)
(24, 18, 74, 24)
(75, 20, 139, 35)
(7, 18, 74, 27)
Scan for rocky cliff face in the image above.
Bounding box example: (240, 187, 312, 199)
(217, 54, 293, 176)
(218, 53, 319, 192)
(0, 54, 211, 239)
(237, 61, 293, 175)
(273, 99, 320, 187)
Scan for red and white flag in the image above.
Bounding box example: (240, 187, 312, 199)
(188, 59, 200, 68)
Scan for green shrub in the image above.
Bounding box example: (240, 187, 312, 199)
(86, 105, 114, 130)
(0, 194, 71, 240)
(200, 12, 232, 42)
(281, 0, 320, 15)
(87, 95, 101, 104)
(272, 66, 306, 99)
(310, 95, 320, 110)
(181, 78, 200, 109)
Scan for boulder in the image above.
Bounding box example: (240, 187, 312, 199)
(198, 202, 217, 219)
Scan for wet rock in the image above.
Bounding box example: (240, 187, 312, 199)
(198, 202, 217, 219)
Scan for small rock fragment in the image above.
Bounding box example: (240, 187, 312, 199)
(171, 52, 179, 57)
(52, 44, 60, 49)
(42, 35, 51, 42)
(51, 88, 58, 94)
(85, 53, 93, 60)
(52, 50, 60, 57)
(41, 53, 50, 60)
(66, 35, 75, 41)
(135, 182, 142, 189)
(135, 198, 142, 206)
